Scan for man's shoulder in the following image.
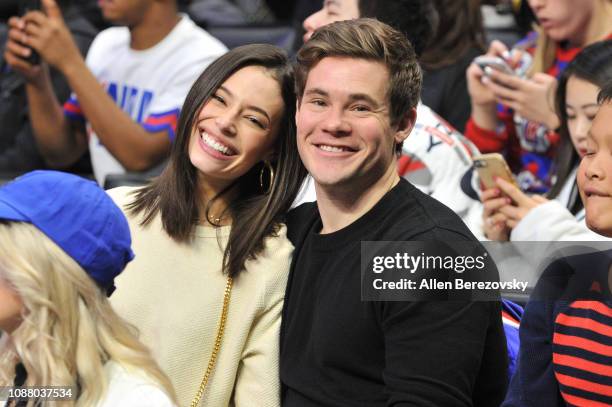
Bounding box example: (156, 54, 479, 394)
(286, 202, 319, 245)
(384, 180, 477, 241)
(91, 26, 130, 50)
(172, 15, 228, 56)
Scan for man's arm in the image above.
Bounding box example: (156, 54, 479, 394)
(24, 0, 170, 171)
(21, 0, 171, 171)
(380, 300, 507, 406)
(5, 14, 87, 168)
(25, 68, 88, 167)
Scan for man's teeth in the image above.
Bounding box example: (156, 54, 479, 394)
(202, 133, 231, 155)
(319, 144, 348, 153)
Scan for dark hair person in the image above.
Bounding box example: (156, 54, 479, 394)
(108, 43, 307, 406)
(419, 0, 486, 131)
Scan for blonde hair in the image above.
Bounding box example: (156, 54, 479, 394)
(529, 0, 612, 76)
(528, 26, 558, 76)
(0, 221, 177, 406)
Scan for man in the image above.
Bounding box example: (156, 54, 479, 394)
(4, 0, 226, 184)
(296, 0, 485, 237)
(0, 0, 97, 173)
(280, 19, 508, 406)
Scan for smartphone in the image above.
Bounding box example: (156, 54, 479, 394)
(473, 56, 515, 76)
(18, 0, 42, 65)
(473, 153, 518, 190)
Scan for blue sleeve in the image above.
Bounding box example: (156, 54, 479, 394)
(502, 299, 564, 406)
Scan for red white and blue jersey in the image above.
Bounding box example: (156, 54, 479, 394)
(63, 15, 227, 184)
(399, 103, 484, 238)
(466, 32, 612, 193)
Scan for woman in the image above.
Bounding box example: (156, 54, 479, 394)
(0, 170, 176, 407)
(466, 0, 612, 193)
(482, 40, 612, 241)
(420, 0, 486, 132)
(109, 44, 307, 406)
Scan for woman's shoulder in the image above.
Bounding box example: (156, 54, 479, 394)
(241, 223, 294, 297)
(106, 186, 141, 213)
(97, 361, 175, 407)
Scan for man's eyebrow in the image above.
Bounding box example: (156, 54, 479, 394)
(347, 93, 380, 107)
(325, 0, 340, 6)
(304, 89, 381, 107)
(578, 103, 601, 109)
(304, 88, 329, 97)
(218, 85, 271, 123)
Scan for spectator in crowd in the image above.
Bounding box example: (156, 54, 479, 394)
(482, 40, 612, 241)
(0, 171, 176, 406)
(502, 82, 612, 406)
(281, 19, 508, 406)
(0, 0, 97, 173)
(4, 0, 226, 185)
(420, 0, 486, 132)
(466, 0, 612, 193)
(109, 44, 307, 406)
(297, 0, 485, 238)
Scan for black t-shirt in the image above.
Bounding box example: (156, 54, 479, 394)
(280, 178, 508, 406)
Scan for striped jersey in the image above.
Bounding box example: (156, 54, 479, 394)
(503, 250, 612, 406)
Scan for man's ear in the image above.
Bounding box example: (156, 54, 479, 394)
(295, 99, 301, 126)
(394, 107, 417, 146)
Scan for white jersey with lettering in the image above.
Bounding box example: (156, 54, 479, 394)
(64, 15, 227, 184)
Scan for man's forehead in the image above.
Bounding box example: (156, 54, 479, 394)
(591, 103, 612, 142)
(307, 56, 388, 81)
(304, 57, 389, 99)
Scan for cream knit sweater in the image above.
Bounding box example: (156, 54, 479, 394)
(108, 187, 292, 407)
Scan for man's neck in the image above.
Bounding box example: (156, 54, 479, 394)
(315, 166, 400, 234)
(129, 5, 181, 51)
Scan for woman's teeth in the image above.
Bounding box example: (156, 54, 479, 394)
(202, 132, 231, 155)
(319, 144, 347, 153)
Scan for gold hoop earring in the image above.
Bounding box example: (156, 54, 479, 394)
(259, 161, 275, 194)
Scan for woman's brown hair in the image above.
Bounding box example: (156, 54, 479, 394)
(127, 44, 307, 278)
(419, 0, 486, 70)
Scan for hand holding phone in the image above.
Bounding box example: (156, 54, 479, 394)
(473, 56, 515, 77)
(19, 0, 42, 65)
(473, 153, 518, 191)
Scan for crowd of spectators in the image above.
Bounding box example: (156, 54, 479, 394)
(1, 0, 611, 406)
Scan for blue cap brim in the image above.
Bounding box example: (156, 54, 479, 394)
(0, 199, 30, 223)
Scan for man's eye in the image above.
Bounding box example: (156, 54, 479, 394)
(310, 99, 326, 107)
(353, 105, 371, 112)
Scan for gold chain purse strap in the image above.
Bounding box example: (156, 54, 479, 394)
(190, 276, 233, 407)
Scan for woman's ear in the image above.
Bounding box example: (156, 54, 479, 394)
(394, 107, 417, 146)
(262, 149, 278, 163)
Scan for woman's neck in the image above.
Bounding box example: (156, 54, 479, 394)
(575, 2, 612, 46)
(197, 177, 238, 226)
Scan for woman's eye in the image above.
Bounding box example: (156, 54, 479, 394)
(212, 94, 225, 104)
(247, 116, 265, 129)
